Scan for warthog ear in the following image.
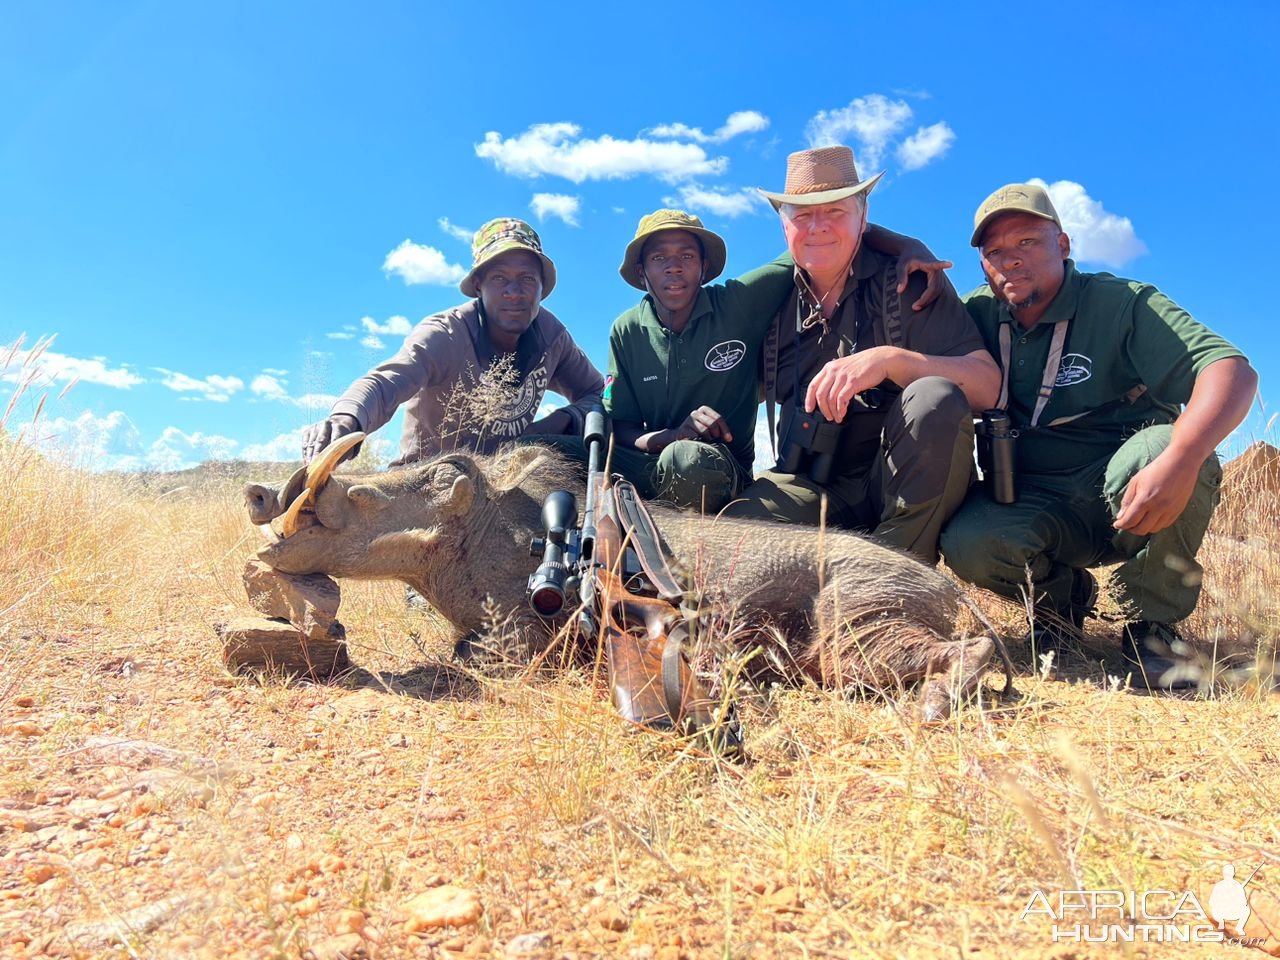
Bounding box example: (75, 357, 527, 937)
(347, 484, 391, 508)
(445, 474, 475, 516)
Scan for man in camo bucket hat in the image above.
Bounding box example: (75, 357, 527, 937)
(301, 216, 602, 465)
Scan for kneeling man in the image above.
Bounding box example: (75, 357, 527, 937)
(940, 184, 1257, 687)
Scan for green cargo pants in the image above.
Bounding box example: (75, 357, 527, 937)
(524, 434, 745, 513)
(724, 376, 976, 564)
(939, 423, 1222, 624)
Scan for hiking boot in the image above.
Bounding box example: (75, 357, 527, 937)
(1122, 621, 1198, 691)
(1022, 569, 1098, 655)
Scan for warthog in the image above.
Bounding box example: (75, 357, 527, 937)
(244, 438, 1009, 719)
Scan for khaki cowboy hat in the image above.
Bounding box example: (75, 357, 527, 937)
(971, 183, 1062, 246)
(459, 218, 557, 298)
(619, 209, 728, 290)
(758, 145, 884, 209)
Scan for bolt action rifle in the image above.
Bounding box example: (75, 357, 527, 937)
(526, 406, 742, 754)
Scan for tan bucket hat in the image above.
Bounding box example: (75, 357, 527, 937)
(971, 183, 1062, 247)
(459, 218, 557, 298)
(758, 146, 884, 210)
(618, 209, 728, 290)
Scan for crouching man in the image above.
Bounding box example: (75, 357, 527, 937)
(940, 184, 1257, 688)
(602, 209, 793, 511)
(302, 218, 603, 466)
(726, 146, 1000, 565)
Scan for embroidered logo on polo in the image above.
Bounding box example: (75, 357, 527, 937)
(1055, 353, 1093, 387)
(705, 340, 746, 372)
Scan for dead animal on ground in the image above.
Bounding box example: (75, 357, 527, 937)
(243, 439, 1012, 721)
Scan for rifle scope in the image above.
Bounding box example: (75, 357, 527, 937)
(527, 489, 578, 617)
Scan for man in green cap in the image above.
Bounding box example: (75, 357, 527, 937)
(726, 146, 1001, 566)
(602, 209, 793, 511)
(302, 217, 603, 466)
(939, 183, 1257, 688)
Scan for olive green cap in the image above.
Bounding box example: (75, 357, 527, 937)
(971, 183, 1062, 247)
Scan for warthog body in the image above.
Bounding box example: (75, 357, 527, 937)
(245, 445, 1002, 717)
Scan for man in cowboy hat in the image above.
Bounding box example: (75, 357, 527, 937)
(726, 146, 1000, 565)
(601, 208, 793, 511)
(939, 183, 1256, 687)
(302, 217, 604, 466)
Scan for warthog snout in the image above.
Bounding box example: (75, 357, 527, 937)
(245, 483, 283, 525)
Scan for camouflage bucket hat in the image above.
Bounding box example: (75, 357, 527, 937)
(758, 145, 884, 210)
(459, 218, 557, 298)
(619, 209, 728, 291)
(971, 183, 1062, 247)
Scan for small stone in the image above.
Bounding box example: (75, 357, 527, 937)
(23, 862, 56, 885)
(7, 721, 44, 737)
(596, 904, 629, 932)
(13, 695, 36, 708)
(294, 896, 321, 917)
(326, 909, 365, 935)
(402, 885, 483, 933)
(216, 616, 349, 681)
(307, 932, 362, 960)
(505, 931, 553, 955)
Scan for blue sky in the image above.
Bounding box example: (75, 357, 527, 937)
(3, 1, 1276, 471)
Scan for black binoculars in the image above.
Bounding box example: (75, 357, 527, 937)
(776, 408, 842, 486)
(976, 409, 1016, 504)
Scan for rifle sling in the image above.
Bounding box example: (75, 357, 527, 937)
(611, 480, 684, 601)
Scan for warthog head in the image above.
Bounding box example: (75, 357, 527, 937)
(244, 438, 578, 630)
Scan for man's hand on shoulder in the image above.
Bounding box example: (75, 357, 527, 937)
(1113, 449, 1201, 536)
(677, 406, 733, 443)
(896, 253, 954, 312)
(302, 413, 361, 465)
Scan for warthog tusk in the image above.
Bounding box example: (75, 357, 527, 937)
(280, 432, 367, 538)
(306, 432, 365, 491)
(257, 523, 281, 545)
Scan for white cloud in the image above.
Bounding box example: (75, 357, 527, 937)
(147, 427, 239, 471)
(438, 216, 473, 243)
(20, 409, 144, 470)
(326, 331, 355, 340)
(648, 110, 770, 144)
(1029, 178, 1148, 267)
(664, 184, 762, 219)
(241, 430, 305, 463)
(896, 122, 956, 171)
(530, 192, 581, 226)
(251, 374, 288, 399)
(361, 335, 385, 351)
(154, 368, 244, 402)
(382, 239, 467, 286)
(475, 122, 727, 184)
(20, 411, 237, 472)
(291, 392, 338, 413)
(361, 315, 413, 337)
(805, 94, 913, 171)
(262, 367, 288, 377)
(892, 87, 932, 100)
(1, 345, 144, 390)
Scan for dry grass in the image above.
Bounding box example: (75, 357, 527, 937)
(2, 362, 1278, 958)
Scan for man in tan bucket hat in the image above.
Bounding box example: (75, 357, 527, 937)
(302, 217, 603, 466)
(726, 146, 1001, 565)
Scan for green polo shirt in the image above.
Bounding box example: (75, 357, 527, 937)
(605, 260, 793, 475)
(963, 260, 1245, 476)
